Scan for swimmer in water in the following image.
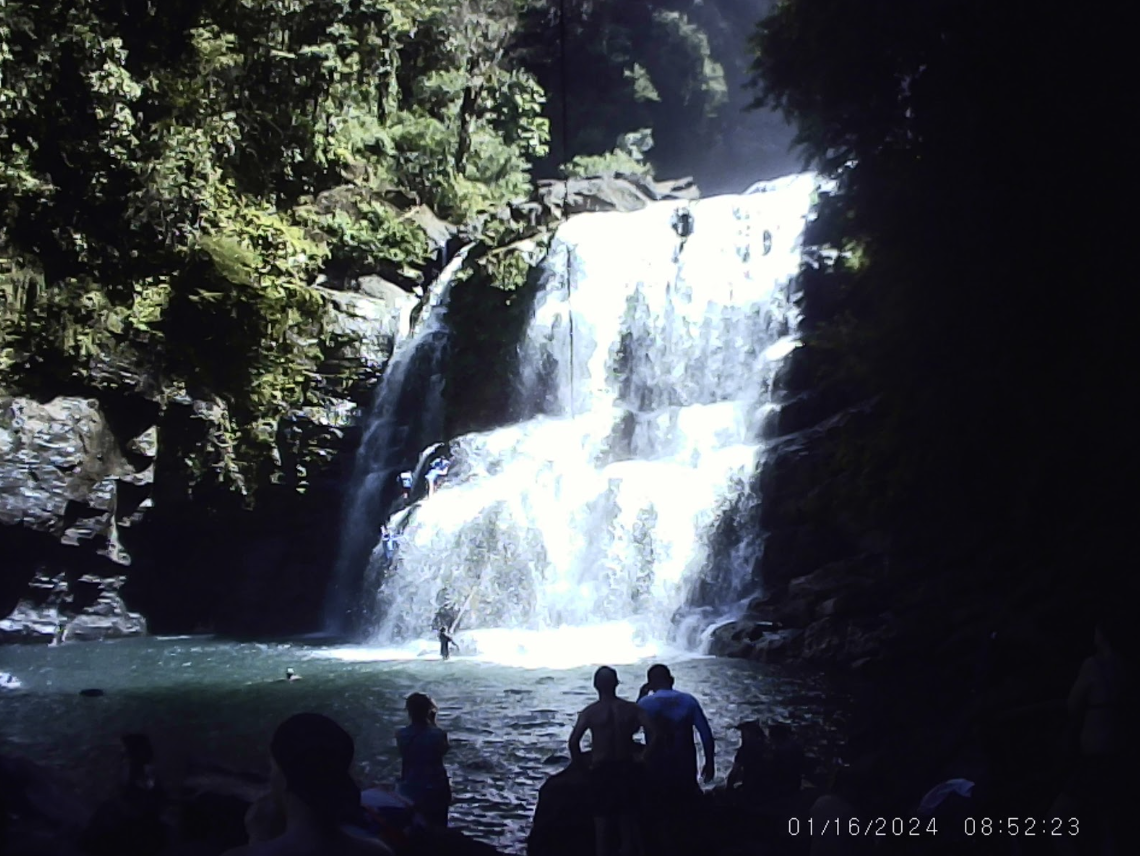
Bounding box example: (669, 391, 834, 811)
(283, 668, 302, 682)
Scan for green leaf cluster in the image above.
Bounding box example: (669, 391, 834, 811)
(1, 0, 550, 494)
(518, 1, 726, 179)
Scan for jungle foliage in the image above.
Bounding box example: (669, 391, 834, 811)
(0, 0, 549, 490)
(749, 2, 1132, 580)
(518, 0, 728, 180)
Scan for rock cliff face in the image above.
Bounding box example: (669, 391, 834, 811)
(0, 281, 416, 642)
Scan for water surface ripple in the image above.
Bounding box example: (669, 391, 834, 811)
(0, 638, 846, 853)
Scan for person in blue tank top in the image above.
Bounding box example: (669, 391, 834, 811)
(637, 664, 716, 796)
(637, 664, 715, 856)
(395, 693, 451, 828)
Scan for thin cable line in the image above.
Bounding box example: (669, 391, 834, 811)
(559, 0, 575, 420)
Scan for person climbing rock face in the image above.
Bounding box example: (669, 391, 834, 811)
(397, 471, 413, 499)
(671, 207, 694, 240)
(425, 456, 450, 496)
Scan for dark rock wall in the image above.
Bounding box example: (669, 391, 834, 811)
(0, 283, 416, 641)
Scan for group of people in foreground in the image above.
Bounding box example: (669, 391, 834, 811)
(567, 663, 806, 856)
(10, 618, 1131, 856)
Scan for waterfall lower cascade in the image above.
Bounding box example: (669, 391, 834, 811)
(362, 174, 817, 666)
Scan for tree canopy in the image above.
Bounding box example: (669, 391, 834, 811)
(1, 0, 549, 490)
(748, 1, 1133, 588)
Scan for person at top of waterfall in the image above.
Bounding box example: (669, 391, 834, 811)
(568, 666, 658, 856)
(221, 712, 392, 856)
(671, 206, 694, 240)
(636, 664, 716, 801)
(425, 456, 450, 496)
(670, 206, 694, 264)
(437, 627, 457, 660)
(396, 693, 452, 828)
(379, 525, 394, 561)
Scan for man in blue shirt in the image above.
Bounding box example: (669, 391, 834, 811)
(636, 664, 715, 799)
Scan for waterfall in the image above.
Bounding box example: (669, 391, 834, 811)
(323, 249, 470, 634)
(361, 174, 816, 662)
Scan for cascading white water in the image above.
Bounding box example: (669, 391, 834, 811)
(365, 175, 816, 664)
(324, 249, 470, 633)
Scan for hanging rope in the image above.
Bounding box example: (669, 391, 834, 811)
(559, 0, 575, 421)
(567, 252, 576, 420)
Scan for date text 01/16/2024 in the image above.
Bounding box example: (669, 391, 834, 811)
(788, 818, 939, 837)
(787, 817, 1082, 838)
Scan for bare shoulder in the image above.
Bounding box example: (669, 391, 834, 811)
(578, 699, 603, 721)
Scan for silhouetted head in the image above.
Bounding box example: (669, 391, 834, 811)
(593, 666, 619, 695)
(405, 692, 436, 724)
(646, 664, 674, 692)
(269, 713, 358, 827)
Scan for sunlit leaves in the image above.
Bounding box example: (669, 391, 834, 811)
(1, 0, 554, 493)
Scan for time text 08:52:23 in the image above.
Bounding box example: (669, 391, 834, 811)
(786, 817, 1081, 838)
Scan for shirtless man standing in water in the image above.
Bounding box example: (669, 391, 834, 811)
(569, 666, 657, 856)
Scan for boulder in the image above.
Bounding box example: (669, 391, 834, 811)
(0, 572, 145, 643)
(536, 173, 700, 217)
(0, 396, 152, 551)
(747, 628, 804, 663)
(0, 397, 155, 642)
(314, 285, 416, 396)
(526, 757, 593, 856)
(707, 618, 783, 658)
(403, 205, 458, 254)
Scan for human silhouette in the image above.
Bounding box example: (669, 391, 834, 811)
(395, 693, 452, 828)
(637, 664, 715, 856)
(568, 666, 656, 856)
(437, 627, 457, 660)
(221, 713, 391, 856)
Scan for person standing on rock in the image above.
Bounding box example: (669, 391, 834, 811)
(637, 664, 715, 855)
(396, 693, 452, 828)
(568, 666, 657, 856)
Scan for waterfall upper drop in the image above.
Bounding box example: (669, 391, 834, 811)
(363, 174, 817, 656)
(324, 249, 470, 635)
